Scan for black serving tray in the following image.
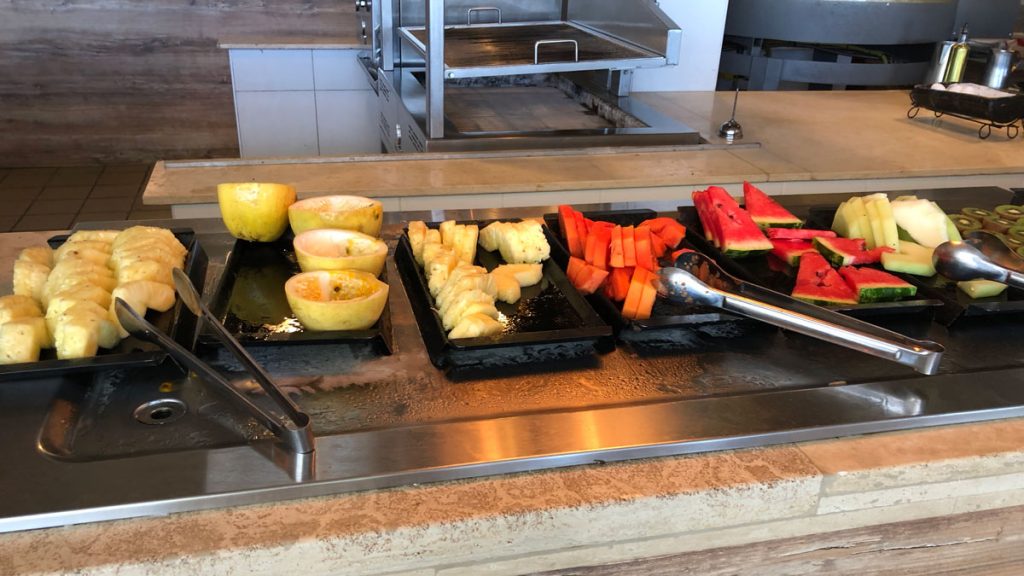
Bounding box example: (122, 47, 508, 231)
(678, 206, 944, 319)
(806, 205, 1024, 325)
(199, 236, 393, 354)
(394, 219, 611, 369)
(910, 85, 1024, 125)
(0, 228, 208, 381)
(542, 209, 742, 334)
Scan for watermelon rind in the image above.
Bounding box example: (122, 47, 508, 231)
(813, 236, 863, 267)
(743, 181, 803, 229)
(791, 252, 858, 305)
(838, 267, 917, 303)
(770, 239, 815, 267)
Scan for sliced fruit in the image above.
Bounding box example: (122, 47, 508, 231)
(845, 197, 873, 248)
(622, 225, 637, 267)
(638, 217, 687, 249)
(607, 267, 632, 302)
(944, 215, 963, 243)
(0, 318, 51, 364)
(957, 279, 1008, 299)
(994, 205, 1024, 221)
(492, 264, 543, 287)
(702, 187, 772, 257)
(448, 312, 504, 339)
(440, 288, 494, 329)
(770, 239, 815, 267)
(609, 226, 625, 268)
(622, 268, 655, 320)
(691, 190, 718, 243)
(0, 294, 43, 325)
(485, 272, 521, 304)
(812, 237, 867, 267)
(294, 228, 388, 276)
(890, 198, 949, 248)
(838, 266, 917, 303)
(983, 216, 1014, 233)
(284, 270, 388, 331)
(869, 194, 900, 252)
(949, 213, 981, 233)
(13, 260, 50, 304)
(848, 246, 895, 266)
(453, 223, 479, 264)
(650, 233, 667, 259)
(478, 221, 503, 253)
(962, 207, 995, 220)
(217, 182, 296, 242)
(408, 221, 428, 263)
(743, 181, 802, 228)
(1008, 227, 1024, 244)
(426, 253, 459, 297)
(791, 253, 858, 306)
(494, 220, 550, 265)
(439, 221, 458, 248)
(566, 256, 586, 285)
(767, 228, 837, 240)
(437, 273, 487, 315)
(862, 199, 885, 251)
(574, 264, 609, 295)
(557, 206, 584, 258)
(288, 195, 384, 237)
(634, 226, 656, 271)
(881, 251, 936, 277)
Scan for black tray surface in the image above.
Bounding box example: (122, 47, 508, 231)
(542, 209, 742, 333)
(200, 236, 393, 354)
(677, 204, 943, 319)
(0, 228, 207, 380)
(395, 219, 610, 369)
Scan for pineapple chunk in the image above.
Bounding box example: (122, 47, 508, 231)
(0, 295, 43, 324)
(53, 319, 100, 359)
(492, 264, 543, 287)
(113, 281, 176, 313)
(13, 260, 51, 304)
(116, 260, 174, 286)
(510, 221, 550, 264)
(439, 220, 458, 247)
(450, 301, 500, 332)
(426, 253, 459, 297)
(56, 247, 110, 266)
(453, 224, 479, 264)
(46, 285, 114, 318)
(437, 273, 488, 314)
(18, 246, 53, 267)
(111, 226, 182, 253)
(0, 319, 49, 364)
(421, 243, 453, 271)
(448, 312, 504, 339)
(53, 301, 120, 350)
(109, 246, 183, 273)
(43, 275, 118, 306)
(67, 229, 119, 244)
(435, 265, 487, 304)
(478, 221, 505, 252)
(408, 221, 427, 262)
(55, 240, 111, 260)
(485, 272, 522, 304)
(441, 289, 494, 331)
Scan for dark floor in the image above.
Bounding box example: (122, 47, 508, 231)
(0, 165, 171, 232)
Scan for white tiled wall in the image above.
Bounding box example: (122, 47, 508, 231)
(235, 91, 320, 158)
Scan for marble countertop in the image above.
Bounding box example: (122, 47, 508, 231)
(143, 90, 1024, 206)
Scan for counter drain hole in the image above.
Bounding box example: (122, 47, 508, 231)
(133, 399, 187, 425)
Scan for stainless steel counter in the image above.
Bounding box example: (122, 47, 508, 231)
(3, 191, 1024, 533)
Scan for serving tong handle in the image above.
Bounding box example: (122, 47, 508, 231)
(657, 253, 944, 375)
(113, 272, 314, 455)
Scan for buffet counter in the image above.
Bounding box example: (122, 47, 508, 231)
(2, 191, 1024, 574)
(144, 90, 1024, 217)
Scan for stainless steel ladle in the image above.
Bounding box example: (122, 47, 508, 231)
(933, 230, 1024, 289)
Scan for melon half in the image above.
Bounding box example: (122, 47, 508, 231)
(217, 182, 296, 242)
(293, 229, 387, 276)
(288, 195, 384, 237)
(284, 270, 388, 331)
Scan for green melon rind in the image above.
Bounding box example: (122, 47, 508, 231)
(751, 216, 804, 229)
(791, 290, 858, 306)
(852, 284, 918, 303)
(957, 279, 1007, 299)
(721, 247, 771, 259)
(812, 237, 857, 267)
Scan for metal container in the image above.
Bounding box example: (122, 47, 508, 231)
(924, 40, 956, 85)
(983, 48, 1017, 90)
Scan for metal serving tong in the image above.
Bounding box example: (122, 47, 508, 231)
(113, 268, 315, 454)
(656, 252, 945, 375)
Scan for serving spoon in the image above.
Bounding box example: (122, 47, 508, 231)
(932, 231, 1024, 289)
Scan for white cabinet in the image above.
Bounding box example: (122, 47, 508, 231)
(228, 48, 379, 158)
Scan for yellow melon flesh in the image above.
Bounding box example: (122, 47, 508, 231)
(218, 182, 296, 242)
(293, 229, 387, 277)
(288, 195, 384, 237)
(284, 270, 388, 331)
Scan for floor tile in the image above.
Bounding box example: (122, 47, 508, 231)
(0, 187, 42, 204)
(0, 215, 18, 232)
(37, 186, 92, 201)
(0, 167, 55, 188)
(81, 197, 135, 214)
(97, 166, 151, 187)
(0, 196, 33, 217)
(26, 198, 85, 215)
(90, 184, 142, 198)
(47, 166, 102, 187)
(13, 213, 75, 232)
(75, 212, 130, 224)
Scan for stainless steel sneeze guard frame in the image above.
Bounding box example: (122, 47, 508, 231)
(3, 192, 1024, 533)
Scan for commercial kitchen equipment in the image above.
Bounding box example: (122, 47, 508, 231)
(364, 0, 703, 152)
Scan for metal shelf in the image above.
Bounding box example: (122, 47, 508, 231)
(399, 21, 665, 79)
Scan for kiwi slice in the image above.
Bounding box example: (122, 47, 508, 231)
(948, 213, 982, 232)
(1017, 245, 1024, 260)
(1007, 227, 1024, 243)
(1002, 235, 1024, 248)
(994, 205, 1024, 221)
(983, 216, 1014, 233)
(962, 207, 995, 220)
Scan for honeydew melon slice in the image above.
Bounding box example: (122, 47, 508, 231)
(891, 198, 949, 248)
(847, 197, 874, 248)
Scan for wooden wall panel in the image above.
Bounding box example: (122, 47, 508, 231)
(0, 1, 359, 166)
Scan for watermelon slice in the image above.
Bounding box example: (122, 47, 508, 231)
(813, 236, 868, 266)
(847, 246, 894, 266)
(770, 239, 816, 267)
(791, 252, 858, 306)
(766, 228, 837, 240)
(743, 181, 802, 228)
(703, 187, 772, 258)
(691, 190, 718, 243)
(838, 266, 917, 303)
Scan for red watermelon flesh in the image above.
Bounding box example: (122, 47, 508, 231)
(791, 252, 858, 305)
(848, 246, 895, 266)
(743, 181, 803, 228)
(812, 236, 868, 267)
(838, 266, 916, 303)
(691, 190, 718, 243)
(770, 239, 816, 267)
(767, 228, 837, 240)
(703, 187, 772, 257)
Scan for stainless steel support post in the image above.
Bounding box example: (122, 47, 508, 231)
(426, 0, 445, 138)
